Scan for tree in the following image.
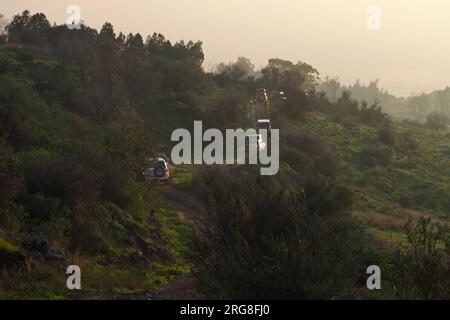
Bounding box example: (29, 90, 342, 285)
(144, 32, 207, 95)
(408, 93, 429, 121)
(86, 22, 123, 122)
(336, 90, 359, 116)
(261, 58, 319, 92)
(436, 87, 450, 115)
(317, 77, 342, 102)
(120, 33, 149, 105)
(215, 57, 257, 82)
(0, 14, 7, 43)
(146, 32, 171, 55)
(182, 40, 204, 66)
(146, 33, 204, 66)
(5, 10, 30, 43)
(425, 112, 449, 131)
(6, 11, 50, 46)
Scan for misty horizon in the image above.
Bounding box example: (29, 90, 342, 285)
(1, 0, 450, 97)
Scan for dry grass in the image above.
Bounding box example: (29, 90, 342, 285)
(372, 233, 399, 250)
(402, 209, 423, 220)
(366, 211, 406, 231)
(372, 165, 389, 177)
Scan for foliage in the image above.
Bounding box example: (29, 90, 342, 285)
(388, 218, 450, 299)
(425, 112, 449, 131)
(1, 9, 449, 300)
(192, 169, 367, 299)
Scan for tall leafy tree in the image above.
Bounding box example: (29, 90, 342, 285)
(6, 10, 50, 45)
(261, 58, 319, 92)
(86, 23, 123, 122)
(121, 33, 148, 105)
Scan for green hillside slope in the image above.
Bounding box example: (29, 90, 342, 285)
(0, 45, 192, 299)
(282, 111, 450, 243)
(0, 18, 449, 298)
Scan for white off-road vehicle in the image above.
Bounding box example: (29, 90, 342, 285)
(147, 157, 170, 183)
(256, 119, 272, 134)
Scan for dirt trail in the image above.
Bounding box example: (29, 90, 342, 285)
(125, 186, 207, 300)
(148, 187, 206, 300)
(74, 186, 206, 300)
(251, 102, 269, 126)
(160, 187, 206, 224)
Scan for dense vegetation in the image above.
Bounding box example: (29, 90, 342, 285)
(0, 11, 449, 299)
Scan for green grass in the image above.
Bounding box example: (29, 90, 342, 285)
(170, 164, 194, 188)
(0, 237, 19, 252)
(285, 111, 450, 242)
(157, 206, 193, 260)
(367, 227, 408, 243)
(76, 204, 193, 294)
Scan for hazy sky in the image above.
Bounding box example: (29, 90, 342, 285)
(1, 0, 449, 96)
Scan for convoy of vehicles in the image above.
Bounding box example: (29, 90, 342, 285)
(139, 90, 276, 182)
(255, 88, 287, 104)
(254, 88, 273, 135)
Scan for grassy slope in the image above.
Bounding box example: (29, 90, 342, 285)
(288, 111, 450, 243)
(0, 45, 193, 299)
(138, 85, 450, 245)
(2, 43, 449, 297)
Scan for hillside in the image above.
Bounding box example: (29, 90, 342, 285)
(0, 44, 194, 298)
(283, 111, 450, 244)
(0, 10, 449, 299)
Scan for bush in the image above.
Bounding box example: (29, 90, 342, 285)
(363, 145, 391, 167)
(399, 133, 418, 153)
(359, 101, 390, 126)
(388, 218, 450, 299)
(0, 157, 25, 231)
(282, 131, 339, 177)
(425, 112, 449, 131)
(377, 125, 396, 146)
(192, 170, 367, 299)
(280, 145, 314, 177)
(20, 193, 60, 221)
(21, 156, 102, 206)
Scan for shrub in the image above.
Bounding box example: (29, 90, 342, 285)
(283, 131, 339, 177)
(0, 157, 25, 231)
(363, 145, 391, 167)
(192, 170, 367, 299)
(389, 218, 450, 299)
(425, 112, 449, 131)
(20, 193, 60, 221)
(377, 125, 396, 146)
(359, 101, 390, 126)
(399, 133, 418, 153)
